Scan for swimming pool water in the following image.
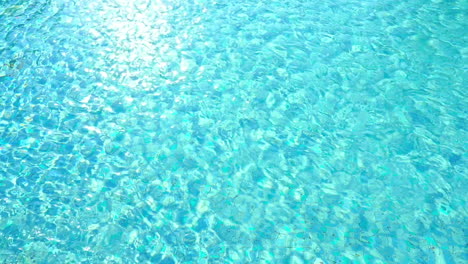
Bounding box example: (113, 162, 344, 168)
(0, 0, 466, 263)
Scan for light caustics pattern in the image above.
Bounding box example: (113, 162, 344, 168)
(0, 0, 466, 263)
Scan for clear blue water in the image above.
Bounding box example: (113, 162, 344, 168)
(0, 0, 466, 263)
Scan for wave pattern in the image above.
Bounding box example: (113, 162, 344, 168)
(0, 0, 466, 263)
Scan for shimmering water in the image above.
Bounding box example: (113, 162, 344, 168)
(0, 0, 466, 263)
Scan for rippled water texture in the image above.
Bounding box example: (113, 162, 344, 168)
(0, 0, 466, 263)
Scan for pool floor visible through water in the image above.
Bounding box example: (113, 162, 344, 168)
(0, 0, 466, 263)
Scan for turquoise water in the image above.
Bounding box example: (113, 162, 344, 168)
(0, 0, 466, 263)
